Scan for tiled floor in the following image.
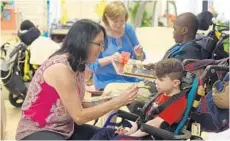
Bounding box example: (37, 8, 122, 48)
(3, 100, 20, 140)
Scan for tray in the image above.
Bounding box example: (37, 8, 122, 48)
(112, 59, 156, 80)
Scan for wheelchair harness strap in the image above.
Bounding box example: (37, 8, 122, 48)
(144, 91, 187, 122)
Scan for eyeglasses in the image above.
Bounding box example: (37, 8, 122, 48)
(91, 41, 104, 48)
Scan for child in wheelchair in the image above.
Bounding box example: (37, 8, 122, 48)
(91, 58, 188, 140)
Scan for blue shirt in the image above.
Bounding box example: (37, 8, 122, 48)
(87, 23, 146, 90)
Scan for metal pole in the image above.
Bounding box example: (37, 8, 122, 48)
(202, 0, 208, 11)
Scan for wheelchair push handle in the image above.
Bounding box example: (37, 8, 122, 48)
(9, 42, 27, 58)
(0, 42, 10, 50)
(201, 65, 229, 83)
(213, 23, 230, 33)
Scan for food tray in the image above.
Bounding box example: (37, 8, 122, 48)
(112, 59, 155, 79)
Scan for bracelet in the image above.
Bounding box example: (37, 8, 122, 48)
(136, 53, 144, 60)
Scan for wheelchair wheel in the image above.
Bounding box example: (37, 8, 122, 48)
(190, 135, 204, 140)
(8, 93, 24, 107)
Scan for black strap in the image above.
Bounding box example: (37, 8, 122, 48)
(162, 44, 177, 59)
(135, 92, 161, 128)
(141, 92, 162, 118)
(158, 91, 187, 113)
(145, 91, 187, 121)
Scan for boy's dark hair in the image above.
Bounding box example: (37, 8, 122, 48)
(155, 58, 184, 80)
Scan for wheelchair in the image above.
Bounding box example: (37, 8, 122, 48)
(101, 58, 229, 140)
(1, 27, 41, 107)
(1, 23, 62, 108)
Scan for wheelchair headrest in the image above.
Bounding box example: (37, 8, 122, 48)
(18, 27, 41, 45)
(180, 71, 196, 90)
(197, 11, 213, 30)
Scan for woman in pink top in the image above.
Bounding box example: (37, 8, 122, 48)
(16, 19, 139, 140)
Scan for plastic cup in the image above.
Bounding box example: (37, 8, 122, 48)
(120, 52, 130, 71)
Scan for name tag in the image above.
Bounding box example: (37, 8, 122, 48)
(191, 122, 201, 136)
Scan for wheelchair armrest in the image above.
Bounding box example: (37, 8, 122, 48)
(182, 59, 199, 66)
(140, 123, 175, 140)
(117, 110, 139, 122)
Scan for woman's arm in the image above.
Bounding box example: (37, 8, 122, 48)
(87, 53, 120, 72)
(87, 57, 110, 73)
(97, 55, 116, 66)
(44, 63, 138, 125)
(126, 23, 146, 61)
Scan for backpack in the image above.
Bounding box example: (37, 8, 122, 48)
(191, 74, 229, 132)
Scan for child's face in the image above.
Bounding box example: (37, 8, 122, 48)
(155, 76, 180, 94)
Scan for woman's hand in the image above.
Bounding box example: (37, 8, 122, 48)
(115, 84, 139, 106)
(97, 52, 121, 67)
(134, 45, 143, 58)
(110, 52, 121, 62)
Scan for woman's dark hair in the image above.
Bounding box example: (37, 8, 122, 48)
(51, 19, 107, 72)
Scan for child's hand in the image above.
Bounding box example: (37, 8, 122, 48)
(115, 127, 128, 135)
(125, 122, 138, 135)
(134, 45, 143, 57)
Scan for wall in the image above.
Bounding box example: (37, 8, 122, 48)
(136, 27, 174, 63)
(14, 0, 47, 29)
(1, 8, 17, 30)
(64, 0, 100, 21)
(175, 0, 202, 15)
(213, 0, 230, 20)
(1, 0, 47, 32)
